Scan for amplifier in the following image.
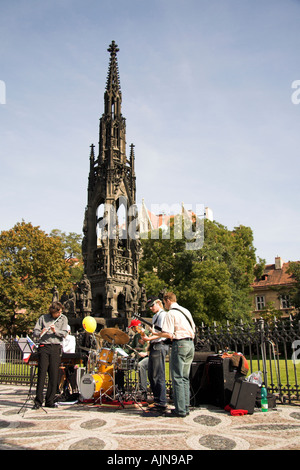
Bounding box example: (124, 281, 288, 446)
(189, 352, 214, 406)
(203, 355, 244, 408)
(230, 378, 258, 414)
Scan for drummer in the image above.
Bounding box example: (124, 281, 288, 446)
(128, 319, 149, 401)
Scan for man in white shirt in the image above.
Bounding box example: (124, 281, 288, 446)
(161, 292, 196, 417)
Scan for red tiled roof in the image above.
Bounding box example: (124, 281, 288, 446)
(147, 210, 195, 230)
(251, 262, 297, 288)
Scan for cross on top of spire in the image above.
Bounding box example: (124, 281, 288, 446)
(106, 40, 121, 94)
(107, 40, 119, 56)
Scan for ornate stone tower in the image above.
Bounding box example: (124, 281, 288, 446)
(82, 41, 142, 326)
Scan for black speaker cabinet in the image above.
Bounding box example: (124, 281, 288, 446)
(204, 355, 244, 408)
(189, 352, 213, 406)
(230, 378, 258, 414)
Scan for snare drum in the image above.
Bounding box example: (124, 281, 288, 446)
(118, 357, 135, 370)
(79, 370, 113, 400)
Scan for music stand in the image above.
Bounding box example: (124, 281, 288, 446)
(17, 337, 34, 358)
(16, 338, 47, 415)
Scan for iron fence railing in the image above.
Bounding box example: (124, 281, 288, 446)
(195, 317, 300, 404)
(0, 337, 36, 386)
(0, 317, 299, 404)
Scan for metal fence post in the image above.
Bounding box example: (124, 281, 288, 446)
(259, 318, 268, 388)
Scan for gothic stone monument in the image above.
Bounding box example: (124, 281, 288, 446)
(82, 41, 142, 327)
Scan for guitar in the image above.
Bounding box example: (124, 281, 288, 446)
(135, 325, 146, 337)
(132, 312, 173, 346)
(132, 312, 162, 332)
(129, 323, 150, 355)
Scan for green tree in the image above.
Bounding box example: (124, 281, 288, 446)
(50, 229, 83, 260)
(258, 301, 283, 323)
(139, 220, 257, 325)
(286, 261, 300, 315)
(178, 259, 233, 324)
(50, 229, 84, 283)
(0, 221, 71, 335)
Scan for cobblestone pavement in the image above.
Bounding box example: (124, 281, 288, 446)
(0, 384, 300, 451)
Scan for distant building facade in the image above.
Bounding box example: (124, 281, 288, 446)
(251, 256, 298, 317)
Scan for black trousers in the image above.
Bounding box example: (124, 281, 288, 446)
(35, 344, 62, 406)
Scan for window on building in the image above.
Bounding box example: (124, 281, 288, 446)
(256, 296, 265, 311)
(280, 295, 291, 309)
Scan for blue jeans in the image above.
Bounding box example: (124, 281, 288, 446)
(138, 356, 149, 393)
(170, 339, 194, 416)
(148, 342, 168, 406)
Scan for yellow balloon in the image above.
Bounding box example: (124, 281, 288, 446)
(82, 316, 97, 334)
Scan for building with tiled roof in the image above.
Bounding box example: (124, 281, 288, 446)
(251, 256, 298, 317)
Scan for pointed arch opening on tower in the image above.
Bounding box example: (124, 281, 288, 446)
(96, 202, 105, 247)
(116, 195, 128, 241)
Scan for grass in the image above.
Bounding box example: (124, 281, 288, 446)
(247, 357, 300, 388)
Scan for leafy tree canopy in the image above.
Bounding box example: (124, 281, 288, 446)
(286, 261, 300, 316)
(0, 221, 71, 334)
(50, 229, 83, 283)
(139, 219, 257, 325)
(50, 229, 83, 261)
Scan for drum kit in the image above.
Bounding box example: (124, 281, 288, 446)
(78, 327, 140, 405)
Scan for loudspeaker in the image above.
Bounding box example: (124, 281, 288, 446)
(204, 355, 244, 408)
(189, 352, 213, 406)
(230, 378, 258, 414)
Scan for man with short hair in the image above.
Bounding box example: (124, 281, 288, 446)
(161, 292, 196, 417)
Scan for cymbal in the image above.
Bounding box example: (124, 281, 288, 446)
(100, 327, 129, 345)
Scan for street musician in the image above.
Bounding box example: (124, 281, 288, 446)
(32, 301, 68, 409)
(128, 319, 149, 401)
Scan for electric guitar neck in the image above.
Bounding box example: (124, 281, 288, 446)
(132, 312, 162, 332)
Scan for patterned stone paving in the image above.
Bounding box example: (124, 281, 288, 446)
(0, 384, 300, 451)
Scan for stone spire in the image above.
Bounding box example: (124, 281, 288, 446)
(82, 41, 140, 326)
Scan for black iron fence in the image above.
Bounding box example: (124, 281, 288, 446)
(195, 317, 300, 404)
(0, 337, 36, 386)
(0, 317, 299, 404)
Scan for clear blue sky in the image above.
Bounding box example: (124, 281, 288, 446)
(1, 0, 299, 264)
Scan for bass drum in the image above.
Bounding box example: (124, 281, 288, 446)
(79, 371, 113, 400)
